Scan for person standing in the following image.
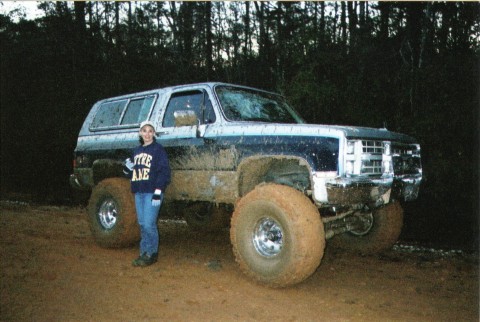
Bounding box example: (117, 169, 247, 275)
(124, 121, 171, 267)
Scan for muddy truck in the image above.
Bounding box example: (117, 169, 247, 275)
(70, 82, 422, 287)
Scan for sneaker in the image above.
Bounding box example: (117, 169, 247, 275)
(132, 253, 158, 267)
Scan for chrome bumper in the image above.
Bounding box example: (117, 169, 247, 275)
(312, 172, 422, 207)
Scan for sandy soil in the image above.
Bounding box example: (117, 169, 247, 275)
(1, 202, 478, 321)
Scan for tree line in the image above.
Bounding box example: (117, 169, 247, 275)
(1, 1, 479, 247)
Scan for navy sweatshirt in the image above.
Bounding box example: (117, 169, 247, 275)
(129, 141, 171, 193)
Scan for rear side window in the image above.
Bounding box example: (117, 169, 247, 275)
(91, 100, 127, 128)
(90, 95, 156, 130)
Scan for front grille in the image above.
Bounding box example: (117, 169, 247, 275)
(392, 143, 421, 175)
(361, 160, 382, 175)
(362, 140, 383, 154)
(393, 156, 422, 175)
(345, 139, 421, 177)
(393, 146, 417, 155)
(360, 140, 384, 175)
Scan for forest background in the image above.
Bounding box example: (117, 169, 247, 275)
(1, 1, 479, 250)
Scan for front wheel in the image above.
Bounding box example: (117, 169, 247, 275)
(87, 178, 139, 248)
(230, 184, 325, 287)
(329, 201, 404, 254)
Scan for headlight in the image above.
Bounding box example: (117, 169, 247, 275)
(345, 161, 354, 175)
(382, 160, 392, 174)
(347, 141, 355, 154)
(383, 142, 391, 155)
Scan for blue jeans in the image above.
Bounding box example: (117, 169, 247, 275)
(134, 193, 163, 256)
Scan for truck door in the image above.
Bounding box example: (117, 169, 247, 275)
(158, 88, 216, 146)
(158, 88, 226, 201)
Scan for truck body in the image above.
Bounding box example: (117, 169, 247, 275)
(71, 82, 422, 287)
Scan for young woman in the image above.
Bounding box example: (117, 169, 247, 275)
(124, 121, 171, 267)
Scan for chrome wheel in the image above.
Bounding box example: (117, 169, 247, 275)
(97, 198, 118, 230)
(253, 217, 283, 257)
(230, 184, 325, 287)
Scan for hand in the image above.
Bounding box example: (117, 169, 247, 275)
(152, 189, 162, 207)
(125, 158, 134, 171)
(123, 158, 134, 175)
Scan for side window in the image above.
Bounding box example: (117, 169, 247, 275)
(121, 96, 154, 125)
(91, 100, 127, 129)
(90, 95, 156, 130)
(162, 90, 216, 127)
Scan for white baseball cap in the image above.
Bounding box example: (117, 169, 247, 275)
(139, 120, 156, 132)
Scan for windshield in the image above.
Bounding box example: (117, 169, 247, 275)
(215, 86, 304, 124)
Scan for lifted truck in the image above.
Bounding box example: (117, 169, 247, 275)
(70, 82, 422, 287)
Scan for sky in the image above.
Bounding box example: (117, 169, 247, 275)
(0, 1, 42, 20)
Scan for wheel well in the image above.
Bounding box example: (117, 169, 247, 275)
(92, 159, 124, 185)
(237, 157, 311, 197)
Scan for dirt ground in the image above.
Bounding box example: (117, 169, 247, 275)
(1, 202, 478, 321)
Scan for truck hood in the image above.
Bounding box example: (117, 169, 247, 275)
(213, 122, 418, 144)
(324, 124, 417, 142)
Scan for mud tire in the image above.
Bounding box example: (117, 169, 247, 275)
(330, 201, 404, 254)
(230, 184, 325, 287)
(184, 202, 231, 231)
(87, 178, 139, 248)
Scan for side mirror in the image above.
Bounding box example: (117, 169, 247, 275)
(173, 110, 198, 127)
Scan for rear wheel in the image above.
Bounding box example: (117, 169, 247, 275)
(87, 178, 139, 248)
(330, 201, 404, 254)
(230, 184, 325, 287)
